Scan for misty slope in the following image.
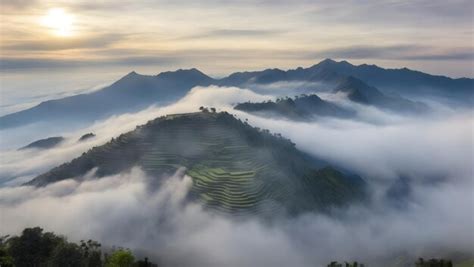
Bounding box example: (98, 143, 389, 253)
(334, 76, 429, 113)
(18, 136, 64, 150)
(235, 94, 353, 120)
(0, 69, 214, 129)
(26, 112, 365, 216)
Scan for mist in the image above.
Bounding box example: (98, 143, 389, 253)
(0, 167, 472, 266)
(0, 84, 472, 266)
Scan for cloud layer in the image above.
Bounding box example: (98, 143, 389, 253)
(1, 0, 473, 77)
(0, 85, 472, 266)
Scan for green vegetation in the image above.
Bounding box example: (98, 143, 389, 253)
(457, 259, 474, 267)
(105, 250, 134, 267)
(328, 258, 463, 267)
(28, 112, 366, 217)
(415, 258, 453, 267)
(0, 227, 157, 267)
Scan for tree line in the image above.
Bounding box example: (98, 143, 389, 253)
(327, 258, 454, 267)
(0, 227, 157, 267)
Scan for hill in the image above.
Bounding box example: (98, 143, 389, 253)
(26, 111, 366, 216)
(334, 76, 429, 114)
(18, 136, 64, 150)
(235, 94, 353, 120)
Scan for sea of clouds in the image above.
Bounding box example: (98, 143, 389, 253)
(0, 85, 472, 266)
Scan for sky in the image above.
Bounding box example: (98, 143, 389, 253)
(1, 0, 473, 78)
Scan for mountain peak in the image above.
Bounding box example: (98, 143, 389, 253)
(157, 68, 210, 79)
(314, 58, 354, 69)
(320, 58, 337, 64)
(123, 70, 139, 78)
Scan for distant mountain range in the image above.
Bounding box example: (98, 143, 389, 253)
(220, 59, 472, 102)
(1, 59, 471, 129)
(235, 94, 354, 121)
(26, 112, 366, 216)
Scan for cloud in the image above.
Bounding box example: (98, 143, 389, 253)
(0, 56, 181, 71)
(0, 0, 36, 10)
(0, 84, 473, 265)
(179, 28, 284, 40)
(307, 45, 474, 62)
(0, 166, 472, 266)
(1, 34, 125, 51)
(0, 86, 269, 185)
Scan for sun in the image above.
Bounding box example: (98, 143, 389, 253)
(41, 8, 75, 37)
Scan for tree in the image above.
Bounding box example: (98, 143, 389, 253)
(80, 239, 102, 267)
(0, 236, 14, 267)
(210, 107, 216, 113)
(8, 227, 63, 267)
(48, 242, 83, 267)
(106, 249, 135, 267)
(416, 258, 425, 267)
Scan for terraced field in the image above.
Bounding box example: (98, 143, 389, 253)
(28, 112, 365, 216)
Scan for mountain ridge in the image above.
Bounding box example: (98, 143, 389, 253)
(1, 59, 471, 129)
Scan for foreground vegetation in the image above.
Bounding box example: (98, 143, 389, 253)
(327, 258, 455, 267)
(0, 227, 157, 267)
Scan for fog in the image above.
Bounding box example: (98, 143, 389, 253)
(0, 168, 472, 266)
(0, 85, 472, 266)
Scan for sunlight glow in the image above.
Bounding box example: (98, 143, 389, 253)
(41, 8, 74, 37)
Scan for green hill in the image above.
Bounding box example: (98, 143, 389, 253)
(235, 94, 353, 121)
(27, 112, 366, 217)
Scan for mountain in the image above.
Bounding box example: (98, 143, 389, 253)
(26, 111, 366, 216)
(19, 136, 64, 150)
(334, 76, 429, 113)
(311, 59, 474, 104)
(235, 94, 354, 121)
(220, 59, 473, 105)
(218, 60, 341, 87)
(2, 59, 469, 130)
(0, 69, 214, 129)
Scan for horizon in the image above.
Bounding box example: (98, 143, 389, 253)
(115, 58, 474, 80)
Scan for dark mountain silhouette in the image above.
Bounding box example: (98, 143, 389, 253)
(19, 136, 64, 150)
(0, 69, 214, 129)
(312, 59, 473, 104)
(334, 76, 429, 113)
(26, 112, 366, 216)
(220, 59, 473, 105)
(2, 59, 470, 130)
(218, 60, 342, 87)
(235, 94, 354, 120)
